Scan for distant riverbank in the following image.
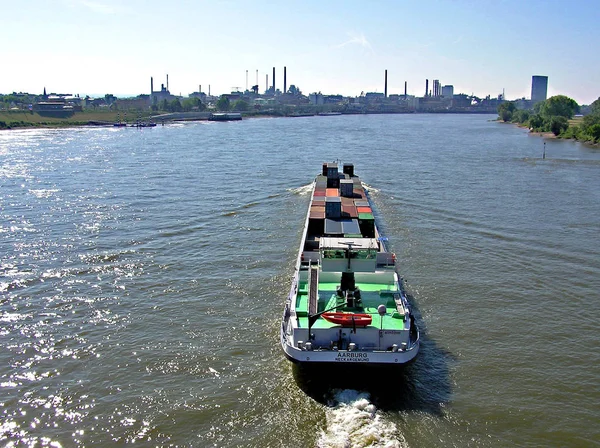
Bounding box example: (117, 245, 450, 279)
(2, 109, 498, 130)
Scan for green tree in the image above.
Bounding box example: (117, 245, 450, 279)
(589, 97, 600, 114)
(582, 113, 600, 129)
(549, 116, 569, 136)
(512, 109, 530, 124)
(182, 98, 195, 112)
(540, 95, 579, 119)
(159, 99, 169, 111)
(216, 96, 230, 111)
(528, 114, 544, 130)
(588, 123, 600, 142)
(170, 99, 182, 112)
(498, 102, 516, 122)
(232, 100, 249, 111)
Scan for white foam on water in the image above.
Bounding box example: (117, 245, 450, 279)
(362, 182, 379, 193)
(288, 183, 314, 196)
(317, 389, 406, 448)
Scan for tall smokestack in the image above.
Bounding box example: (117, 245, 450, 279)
(209, 85, 211, 96)
(425, 79, 429, 97)
(151, 77, 153, 94)
(266, 74, 268, 93)
(246, 70, 248, 91)
(167, 74, 169, 91)
(256, 69, 258, 86)
(384, 70, 388, 98)
(404, 81, 407, 96)
(284, 66, 287, 94)
(272, 67, 275, 92)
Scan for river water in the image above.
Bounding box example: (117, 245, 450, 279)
(1, 114, 599, 447)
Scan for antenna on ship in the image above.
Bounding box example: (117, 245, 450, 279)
(342, 241, 354, 271)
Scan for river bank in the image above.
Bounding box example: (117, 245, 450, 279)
(497, 118, 599, 147)
(0, 109, 506, 130)
(0, 109, 156, 130)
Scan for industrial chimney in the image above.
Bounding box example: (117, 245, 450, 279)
(284, 66, 287, 94)
(272, 67, 276, 92)
(384, 70, 388, 98)
(167, 74, 169, 91)
(404, 81, 407, 96)
(425, 79, 429, 97)
(150, 77, 153, 95)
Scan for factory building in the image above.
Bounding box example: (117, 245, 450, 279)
(150, 75, 176, 105)
(309, 93, 324, 105)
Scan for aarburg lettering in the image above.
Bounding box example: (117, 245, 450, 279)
(335, 352, 369, 362)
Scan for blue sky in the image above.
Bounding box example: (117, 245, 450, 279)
(2, 0, 599, 104)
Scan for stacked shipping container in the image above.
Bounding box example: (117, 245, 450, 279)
(306, 166, 375, 246)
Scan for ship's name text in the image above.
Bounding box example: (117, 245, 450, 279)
(335, 352, 369, 362)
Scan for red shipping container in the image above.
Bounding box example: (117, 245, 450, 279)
(341, 205, 358, 218)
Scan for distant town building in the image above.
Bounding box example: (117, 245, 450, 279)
(531, 75, 548, 104)
(364, 92, 385, 102)
(324, 95, 344, 104)
(442, 85, 454, 98)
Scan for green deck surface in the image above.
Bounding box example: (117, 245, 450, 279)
(317, 282, 396, 292)
(294, 281, 406, 330)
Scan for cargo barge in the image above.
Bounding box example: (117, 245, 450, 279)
(281, 163, 420, 366)
(208, 113, 242, 121)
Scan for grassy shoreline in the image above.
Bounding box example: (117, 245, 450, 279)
(0, 110, 155, 129)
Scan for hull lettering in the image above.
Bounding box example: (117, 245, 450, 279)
(335, 352, 369, 362)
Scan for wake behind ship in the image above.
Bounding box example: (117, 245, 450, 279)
(281, 163, 419, 366)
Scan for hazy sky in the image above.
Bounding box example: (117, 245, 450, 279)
(2, 0, 598, 104)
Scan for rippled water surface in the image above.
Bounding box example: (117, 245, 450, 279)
(1, 115, 599, 447)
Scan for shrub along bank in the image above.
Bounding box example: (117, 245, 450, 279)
(498, 95, 600, 143)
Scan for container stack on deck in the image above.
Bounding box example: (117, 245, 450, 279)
(305, 163, 375, 256)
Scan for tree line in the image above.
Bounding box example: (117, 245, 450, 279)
(498, 95, 600, 142)
(152, 96, 250, 113)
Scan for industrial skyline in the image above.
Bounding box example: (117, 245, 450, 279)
(145, 68, 539, 104)
(1, 0, 598, 104)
